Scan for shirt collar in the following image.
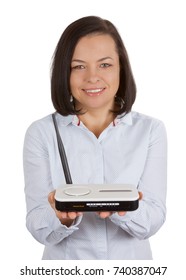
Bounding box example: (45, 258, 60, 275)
(115, 112, 133, 126)
(56, 111, 133, 127)
(55, 113, 74, 126)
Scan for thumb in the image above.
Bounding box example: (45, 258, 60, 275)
(138, 191, 143, 200)
(48, 190, 56, 206)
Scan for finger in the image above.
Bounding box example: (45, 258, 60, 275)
(98, 212, 111, 219)
(139, 192, 143, 200)
(118, 211, 126, 216)
(57, 211, 83, 220)
(60, 212, 68, 219)
(48, 191, 55, 206)
(76, 212, 83, 217)
(67, 212, 78, 219)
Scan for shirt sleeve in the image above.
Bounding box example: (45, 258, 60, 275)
(109, 120, 167, 240)
(23, 121, 82, 246)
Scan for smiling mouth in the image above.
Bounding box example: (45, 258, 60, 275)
(83, 88, 105, 96)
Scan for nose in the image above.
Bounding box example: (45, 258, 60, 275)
(85, 67, 100, 83)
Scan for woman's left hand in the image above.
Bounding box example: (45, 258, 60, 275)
(97, 192, 143, 219)
(97, 211, 126, 218)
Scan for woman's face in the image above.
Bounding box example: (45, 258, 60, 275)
(70, 34, 120, 113)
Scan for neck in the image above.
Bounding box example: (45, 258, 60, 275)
(78, 109, 115, 138)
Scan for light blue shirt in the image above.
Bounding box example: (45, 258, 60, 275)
(23, 111, 167, 260)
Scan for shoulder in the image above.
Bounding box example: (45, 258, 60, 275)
(130, 111, 167, 142)
(24, 113, 73, 142)
(131, 111, 166, 130)
(25, 114, 54, 139)
(131, 111, 163, 124)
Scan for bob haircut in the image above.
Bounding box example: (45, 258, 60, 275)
(51, 16, 136, 116)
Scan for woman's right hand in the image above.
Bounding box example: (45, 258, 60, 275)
(48, 191, 83, 227)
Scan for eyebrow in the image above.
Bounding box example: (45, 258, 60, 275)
(71, 56, 113, 63)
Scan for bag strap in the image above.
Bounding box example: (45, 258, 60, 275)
(52, 113, 73, 184)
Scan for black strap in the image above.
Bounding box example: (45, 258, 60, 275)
(52, 113, 73, 184)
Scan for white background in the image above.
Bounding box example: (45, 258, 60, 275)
(0, 0, 185, 278)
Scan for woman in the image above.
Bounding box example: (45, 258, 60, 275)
(23, 16, 167, 259)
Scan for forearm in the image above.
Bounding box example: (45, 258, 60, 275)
(110, 120, 167, 239)
(26, 205, 82, 245)
(110, 196, 166, 239)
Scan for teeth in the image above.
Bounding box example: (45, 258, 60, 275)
(85, 88, 103, 93)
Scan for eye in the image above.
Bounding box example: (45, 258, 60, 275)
(71, 65, 85, 70)
(100, 63, 112, 68)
